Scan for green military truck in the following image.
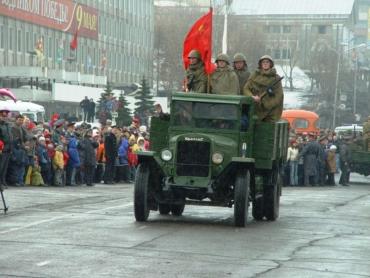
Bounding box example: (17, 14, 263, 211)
(134, 93, 289, 227)
(348, 139, 370, 177)
(350, 150, 370, 176)
(335, 125, 370, 177)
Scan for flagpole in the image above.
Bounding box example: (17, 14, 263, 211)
(207, 75, 211, 94)
(209, 3, 212, 94)
(222, 0, 229, 54)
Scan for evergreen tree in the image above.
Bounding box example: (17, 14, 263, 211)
(116, 92, 132, 127)
(97, 82, 113, 125)
(134, 77, 154, 126)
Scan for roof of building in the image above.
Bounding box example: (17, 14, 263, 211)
(231, 0, 355, 16)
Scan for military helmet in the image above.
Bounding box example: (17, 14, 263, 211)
(215, 53, 230, 64)
(188, 49, 201, 59)
(258, 55, 274, 67)
(233, 53, 247, 63)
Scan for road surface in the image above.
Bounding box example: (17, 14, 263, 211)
(1, 174, 370, 277)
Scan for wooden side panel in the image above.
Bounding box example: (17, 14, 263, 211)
(253, 122, 275, 169)
(252, 121, 289, 169)
(351, 150, 370, 163)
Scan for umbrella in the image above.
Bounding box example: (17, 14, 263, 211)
(0, 88, 17, 102)
(53, 119, 65, 128)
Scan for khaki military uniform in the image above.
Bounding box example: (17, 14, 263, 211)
(210, 66, 239, 95)
(243, 68, 284, 122)
(235, 68, 250, 95)
(185, 62, 208, 93)
(363, 118, 370, 151)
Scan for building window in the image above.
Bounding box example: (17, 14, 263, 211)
(0, 25, 4, 49)
(26, 31, 30, 52)
(48, 36, 53, 58)
(273, 49, 281, 59)
(9, 27, 14, 49)
(272, 26, 281, 33)
(17, 29, 22, 52)
(318, 25, 327, 34)
(283, 25, 291, 33)
(282, 48, 291, 59)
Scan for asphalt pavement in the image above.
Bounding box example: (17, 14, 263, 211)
(0, 174, 370, 278)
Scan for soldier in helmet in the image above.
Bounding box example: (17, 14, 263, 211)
(185, 49, 208, 93)
(243, 55, 284, 122)
(233, 53, 250, 95)
(210, 53, 239, 95)
(362, 116, 370, 151)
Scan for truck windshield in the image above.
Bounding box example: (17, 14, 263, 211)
(173, 101, 238, 130)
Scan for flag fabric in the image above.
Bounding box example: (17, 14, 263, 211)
(70, 31, 78, 50)
(183, 8, 214, 74)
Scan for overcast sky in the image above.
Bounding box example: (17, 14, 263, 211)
(230, 0, 355, 15)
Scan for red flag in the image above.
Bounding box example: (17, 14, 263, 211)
(183, 8, 214, 74)
(70, 31, 78, 50)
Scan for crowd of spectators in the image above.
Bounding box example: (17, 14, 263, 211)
(284, 129, 352, 187)
(0, 108, 149, 189)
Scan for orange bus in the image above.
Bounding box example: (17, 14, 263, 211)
(281, 109, 320, 135)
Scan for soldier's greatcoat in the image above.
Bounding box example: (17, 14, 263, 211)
(243, 68, 284, 122)
(210, 66, 239, 95)
(235, 68, 250, 95)
(300, 141, 320, 176)
(185, 62, 208, 93)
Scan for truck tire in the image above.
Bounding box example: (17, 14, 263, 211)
(234, 169, 250, 227)
(252, 196, 264, 221)
(159, 204, 171, 215)
(264, 169, 280, 221)
(134, 164, 150, 222)
(171, 204, 185, 216)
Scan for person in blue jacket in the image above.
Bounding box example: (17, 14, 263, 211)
(66, 136, 80, 186)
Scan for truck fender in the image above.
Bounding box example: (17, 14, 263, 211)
(137, 151, 156, 164)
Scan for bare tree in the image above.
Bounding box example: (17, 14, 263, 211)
(154, 7, 205, 92)
(227, 16, 267, 70)
(277, 37, 300, 91)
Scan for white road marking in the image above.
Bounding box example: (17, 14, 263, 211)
(36, 261, 50, 266)
(0, 202, 133, 235)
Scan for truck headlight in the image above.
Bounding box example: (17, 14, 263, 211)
(212, 152, 224, 164)
(161, 149, 173, 161)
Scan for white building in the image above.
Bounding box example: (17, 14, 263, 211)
(0, 0, 154, 88)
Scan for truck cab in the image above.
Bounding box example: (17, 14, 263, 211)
(134, 93, 288, 227)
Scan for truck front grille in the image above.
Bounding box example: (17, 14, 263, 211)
(176, 141, 210, 177)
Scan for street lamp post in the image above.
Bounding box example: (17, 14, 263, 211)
(353, 56, 358, 115)
(332, 51, 340, 129)
(332, 43, 365, 129)
(350, 43, 365, 116)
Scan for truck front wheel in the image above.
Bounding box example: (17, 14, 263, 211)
(134, 164, 150, 222)
(234, 169, 250, 227)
